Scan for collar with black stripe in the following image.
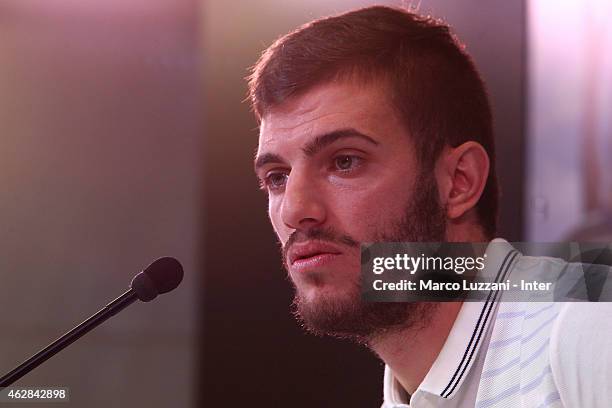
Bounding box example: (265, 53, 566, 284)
(383, 238, 520, 406)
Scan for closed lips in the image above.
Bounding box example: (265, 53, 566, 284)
(288, 242, 342, 265)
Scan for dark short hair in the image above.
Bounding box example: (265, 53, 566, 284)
(247, 6, 499, 238)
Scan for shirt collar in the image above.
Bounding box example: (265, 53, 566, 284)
(383, 238, 519, 405)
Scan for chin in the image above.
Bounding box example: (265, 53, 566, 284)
(292, 270, 357, 302)
(292, 280, 367, 335)
(291, 280, 433, 342)
(300, 284, 355, 308)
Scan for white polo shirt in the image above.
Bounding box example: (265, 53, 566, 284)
(382, 238, 612, 407)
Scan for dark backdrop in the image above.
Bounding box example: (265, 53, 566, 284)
(200, 1, 525, 405)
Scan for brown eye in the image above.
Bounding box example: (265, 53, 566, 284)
(265, 172, 288, 190)
(334, 155, 362, 171)
(335, 155, 353, 170)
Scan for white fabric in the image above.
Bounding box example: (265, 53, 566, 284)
(382, 238, 612, 407)
(550, 303, 612, 407)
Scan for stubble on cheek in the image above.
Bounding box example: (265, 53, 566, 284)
(281, 169, 446, 342)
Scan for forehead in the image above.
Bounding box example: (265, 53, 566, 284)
(257, 81, 406, 153)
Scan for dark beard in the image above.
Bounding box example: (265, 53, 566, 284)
(284, 170, 447, 343)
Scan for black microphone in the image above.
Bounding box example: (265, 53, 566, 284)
(0, 257, 183, 389)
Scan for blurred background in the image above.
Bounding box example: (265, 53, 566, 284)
(0, 0, 201, 407)
(527, 0, 612, 242)
(1, 0, 611, 407)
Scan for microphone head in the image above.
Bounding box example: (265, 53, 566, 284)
(130, 257, 184, 302)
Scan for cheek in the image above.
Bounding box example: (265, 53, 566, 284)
(329, 179, 410, 238)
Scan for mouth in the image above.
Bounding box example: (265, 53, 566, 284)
(288, 242, 343, 271)
(291, 253, 342, 273)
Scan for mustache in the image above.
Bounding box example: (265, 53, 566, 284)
(282, 227, 359, 264)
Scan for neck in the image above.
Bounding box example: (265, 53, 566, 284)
(370, 226, 488, 395)
(369, 301, 462, 395)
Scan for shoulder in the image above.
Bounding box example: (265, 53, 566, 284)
(549, 303, 612, 407)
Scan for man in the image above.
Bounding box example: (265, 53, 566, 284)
(249, 6, 611, 407)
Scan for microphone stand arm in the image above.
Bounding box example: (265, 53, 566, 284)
(0, 290, 138, 389)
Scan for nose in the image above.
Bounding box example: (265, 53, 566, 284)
(280, 170, 326, 230)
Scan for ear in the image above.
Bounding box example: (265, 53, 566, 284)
(436, 142, 490, 220)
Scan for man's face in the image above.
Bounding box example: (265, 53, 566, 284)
(255, 80, 446, 340)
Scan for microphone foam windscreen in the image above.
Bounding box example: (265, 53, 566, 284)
(130, 257, 184, 302)
(143, 256, 184, 294)
(131, 272, 158, 302)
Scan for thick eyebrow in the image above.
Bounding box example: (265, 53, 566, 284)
(254, 128, 379, 173)
(254, 152, 286, 173)
(302, 128, 379, 157)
